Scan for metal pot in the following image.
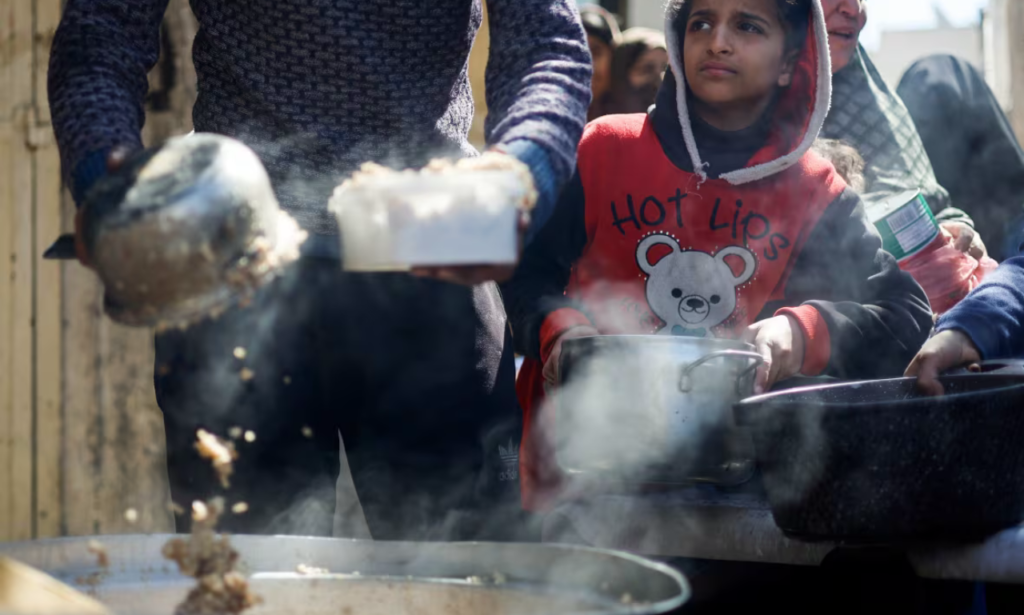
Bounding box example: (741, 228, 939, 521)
(556, 335, 764, 486)
(0, 535, 689, 615)
(46, 134, 306, 330)
(734, 361, 1024, 541)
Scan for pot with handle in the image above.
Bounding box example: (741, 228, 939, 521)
(556, 335, 764, 486)
(734, 361, 1024, 541)
(44, 134, 306, 330)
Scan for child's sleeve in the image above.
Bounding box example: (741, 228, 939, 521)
(935, 257, 1024, 360)
(501, 169, 590, 360)
(760, 187, 934, 379)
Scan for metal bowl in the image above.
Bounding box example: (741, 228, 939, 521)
(556, 335, 762, 486)
(0, 535, 688, 615)
(81, 134, 306, 329)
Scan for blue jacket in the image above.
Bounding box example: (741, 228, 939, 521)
(937, 257, 1024, 359)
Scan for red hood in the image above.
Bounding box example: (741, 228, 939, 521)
(663, 0, 832, 184)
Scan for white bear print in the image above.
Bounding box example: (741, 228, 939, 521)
(636, 235, 757, 337)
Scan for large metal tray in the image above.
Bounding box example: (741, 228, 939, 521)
(0, 535, 688, 615)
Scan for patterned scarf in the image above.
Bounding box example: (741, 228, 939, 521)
(821, 45, 956, 217)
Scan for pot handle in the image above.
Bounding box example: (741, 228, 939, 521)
(679, 350, 766, 393)
(943, 360, 1024, 377)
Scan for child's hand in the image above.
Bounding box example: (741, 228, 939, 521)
(905, 329, 982, 396)
(941, 221, 988, 260)
(543, 325, 600, 385)
(741, 315, 805, 395)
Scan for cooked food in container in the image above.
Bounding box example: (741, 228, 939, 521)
(329, 154, 536, 271)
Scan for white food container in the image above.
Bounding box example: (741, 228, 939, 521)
(330, 169, 529, 271)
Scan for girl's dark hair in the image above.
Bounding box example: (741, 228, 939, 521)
(674, 0, 811, 53)
(580, 4, 623, 48)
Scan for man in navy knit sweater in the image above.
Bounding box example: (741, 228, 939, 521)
(49, 0, 590, 540)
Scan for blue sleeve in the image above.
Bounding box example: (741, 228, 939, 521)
(48, 0, 168, 202)
(501, 169, 587, 358)
(936, 257, 1024, 359)
(484, 0, 592, 241)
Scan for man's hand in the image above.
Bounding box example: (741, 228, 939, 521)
(905, 329, 982, 396)
(741, 315, 805, 394)
(942, 221, 988, 260)
(73, 147, 132, 269)
(542, 325, 600, 386)
(411, 211, 530, 285)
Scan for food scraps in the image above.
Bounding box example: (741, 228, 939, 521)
(194, 429, 238, 488)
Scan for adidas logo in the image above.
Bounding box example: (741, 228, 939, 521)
(499, 439, 518, 462)
(498, 438, 519, 482)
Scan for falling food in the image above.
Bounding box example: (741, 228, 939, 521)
(228, 426, 243, 440)
(87, 539, 109, 569)
(169, 502, 186, 515)
(301, 426, 313, 438)
(244, 430, 256, 443)
(233, 347, 247, 360)
(231, 502, 249, 515)
(195, 429, 239, 488)
(282, 375, 292, 385)
(239, 368, 254, 382)
(124, 508, 139, 524)
(162, 497, 261, 615)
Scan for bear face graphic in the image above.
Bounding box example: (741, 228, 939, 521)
(636, 235, 757, 337)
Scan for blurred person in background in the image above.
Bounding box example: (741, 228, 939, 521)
(49, 0, 591, 542)
(818, 0, 980, 251)
(580, 3, 622, 120)
(819, 0, 1001, 317)
(607, 27, 668, 115)
(898, 55, 1024, 261)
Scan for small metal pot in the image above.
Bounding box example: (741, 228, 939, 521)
(53, 134, 306, 329)
(556, 335, 763, 486)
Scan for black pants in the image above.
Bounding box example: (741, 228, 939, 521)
(154, 257, 529, 541)
(897, 54, 1024, 260)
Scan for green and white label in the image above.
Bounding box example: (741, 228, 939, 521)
(868, 191, 939, 262)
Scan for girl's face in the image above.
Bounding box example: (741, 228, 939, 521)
(682, 0, 797, 129)
(628, 47, 669, 92)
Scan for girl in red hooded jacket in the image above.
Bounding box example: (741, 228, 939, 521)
(503, 0, 933, 512)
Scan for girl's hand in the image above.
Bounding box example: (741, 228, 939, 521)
(543, 325, 600, 386)
(741, 315, 805, 394)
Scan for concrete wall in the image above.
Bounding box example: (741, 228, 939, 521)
(869, 26, 983, 89)
(628, 0, 664, 30)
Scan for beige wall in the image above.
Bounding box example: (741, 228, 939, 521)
(0, 0, 204, 542)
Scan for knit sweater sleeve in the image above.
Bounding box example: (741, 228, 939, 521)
(484, 0, 592, 205)
(48, 0, 168, 200)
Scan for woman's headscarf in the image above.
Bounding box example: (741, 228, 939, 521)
(820, 45, 958, 218)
